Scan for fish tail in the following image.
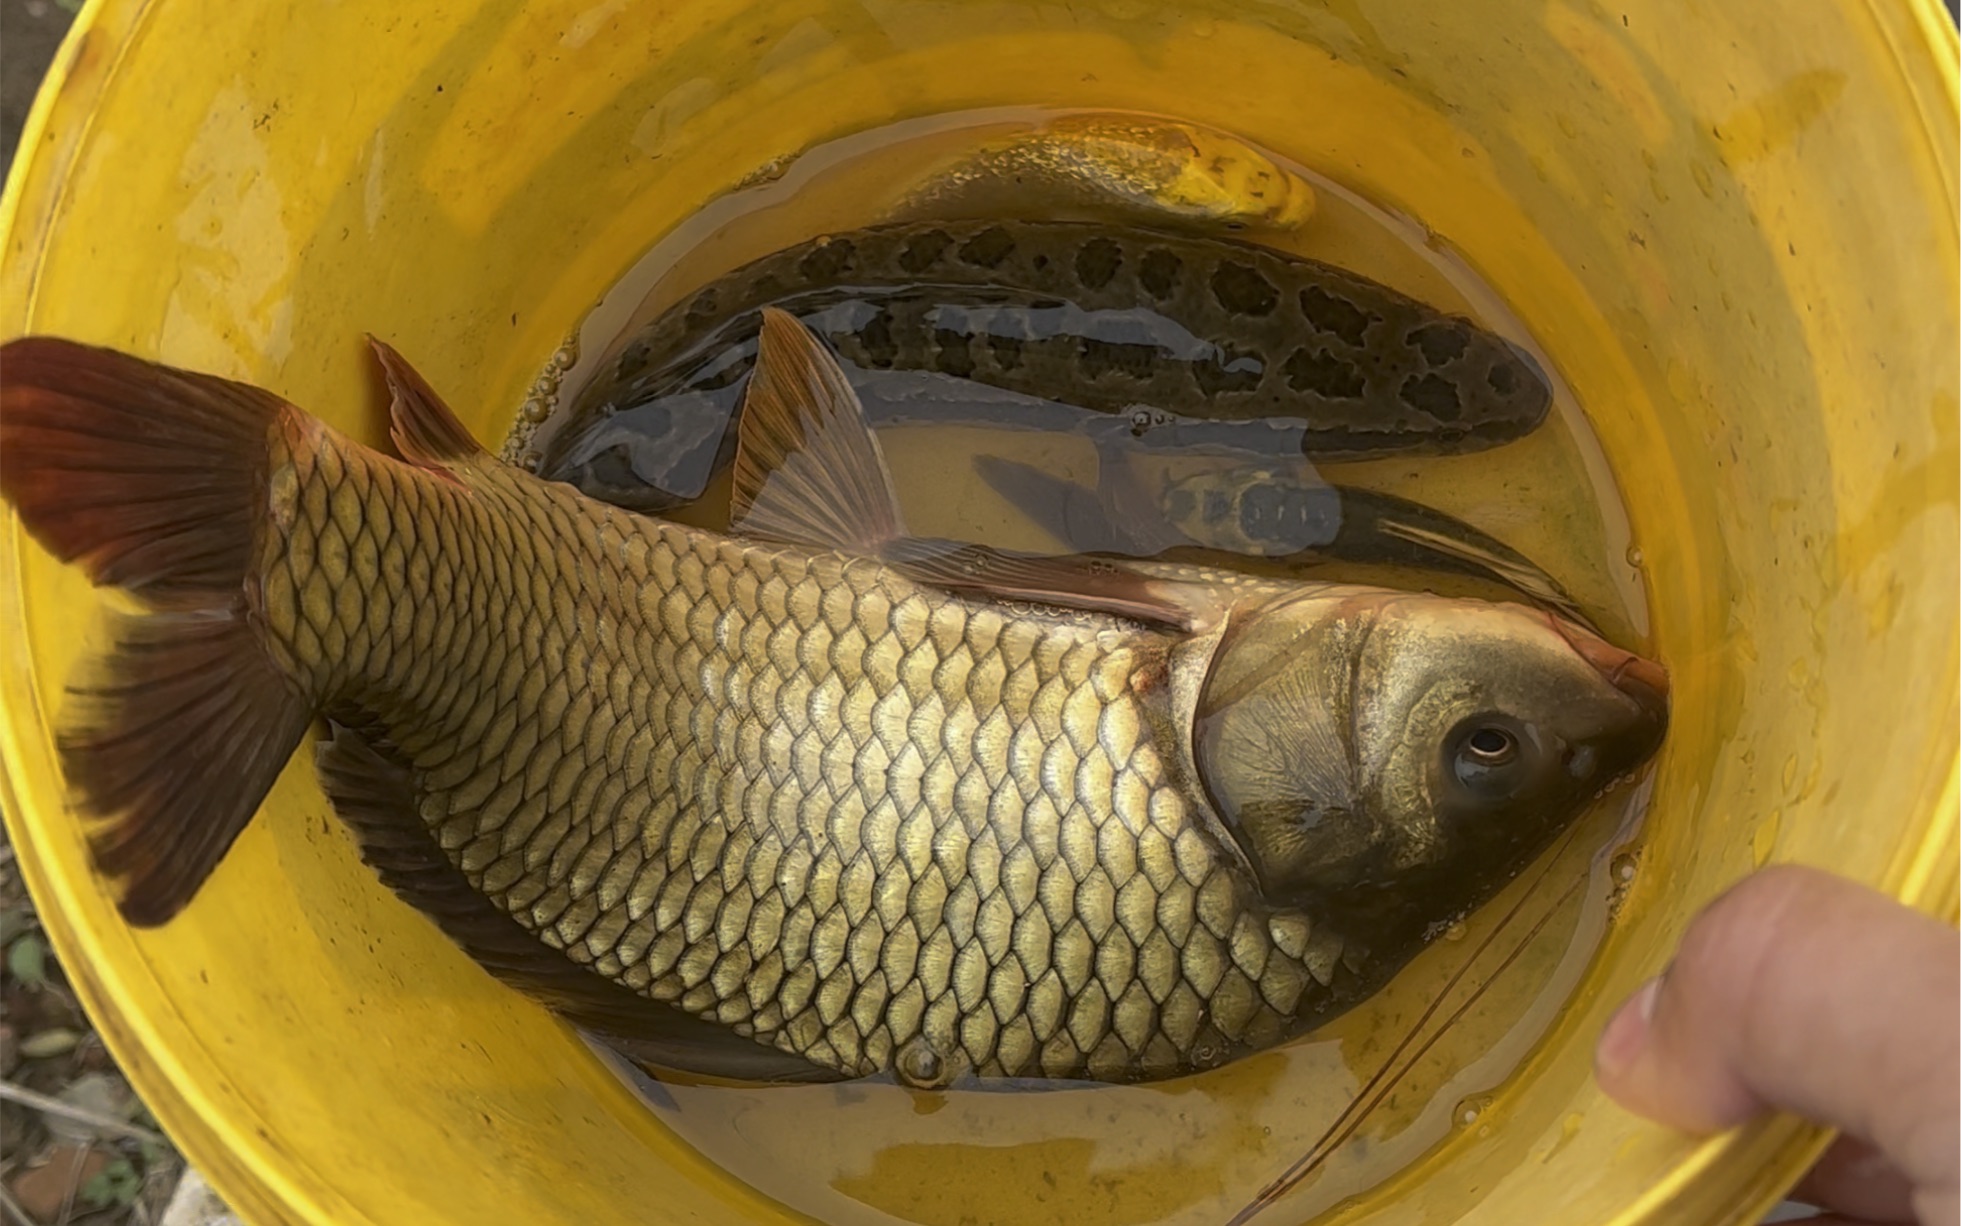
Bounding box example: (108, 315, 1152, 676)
(0, 338, 314, 925)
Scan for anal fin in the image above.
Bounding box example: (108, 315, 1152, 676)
(364, 337, 486, 471)
(315, 724, 844, 1085)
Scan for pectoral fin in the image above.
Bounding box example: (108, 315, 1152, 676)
(977, 442, 1593, 628)
(882, 537, 1222, 630)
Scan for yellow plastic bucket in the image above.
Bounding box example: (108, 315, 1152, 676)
(1, 1, 1954, 1223)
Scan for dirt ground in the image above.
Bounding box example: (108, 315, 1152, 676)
(1, 0, 73, 170)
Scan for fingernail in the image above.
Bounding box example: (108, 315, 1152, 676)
(1595, 975, 1664, 1079)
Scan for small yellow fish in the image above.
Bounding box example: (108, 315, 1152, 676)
(0, 311, 1664, 1088)
(896, 114, 1317, 229)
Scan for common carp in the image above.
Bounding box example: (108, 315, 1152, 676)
(532, 220, 1552, 511)
(0, 311, 1662, 1086)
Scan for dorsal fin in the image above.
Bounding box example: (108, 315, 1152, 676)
(729, 308, 907, 551)
(730, 310, 1218, 628)
(365, 336, 486, 470)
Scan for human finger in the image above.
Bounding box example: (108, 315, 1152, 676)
(1593, 865, 1958, 1217)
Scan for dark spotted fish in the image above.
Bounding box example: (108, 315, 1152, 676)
(534, 220, 1552, 510)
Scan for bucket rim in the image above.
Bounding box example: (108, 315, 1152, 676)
(0, 3, 1954, 1225)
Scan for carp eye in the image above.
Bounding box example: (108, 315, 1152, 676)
(1447, 716, 1534, 796)
(1464, 726, 1517, 765)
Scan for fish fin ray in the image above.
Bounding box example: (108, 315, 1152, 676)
(63, 607, 314, 926)
(0, 338, 313, 924)
(0, 337, 285, 601)
(316, 725, 846, 1085)
(881, 537, 1218, 630)
(729, 308, 906, 551)
(365, 336, 487, 470)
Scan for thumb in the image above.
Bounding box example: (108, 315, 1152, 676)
(1593, 866, 1958, 1215)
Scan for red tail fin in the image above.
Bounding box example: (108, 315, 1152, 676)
(1, 339, 314, 925)
(0, 339, 289, 601)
